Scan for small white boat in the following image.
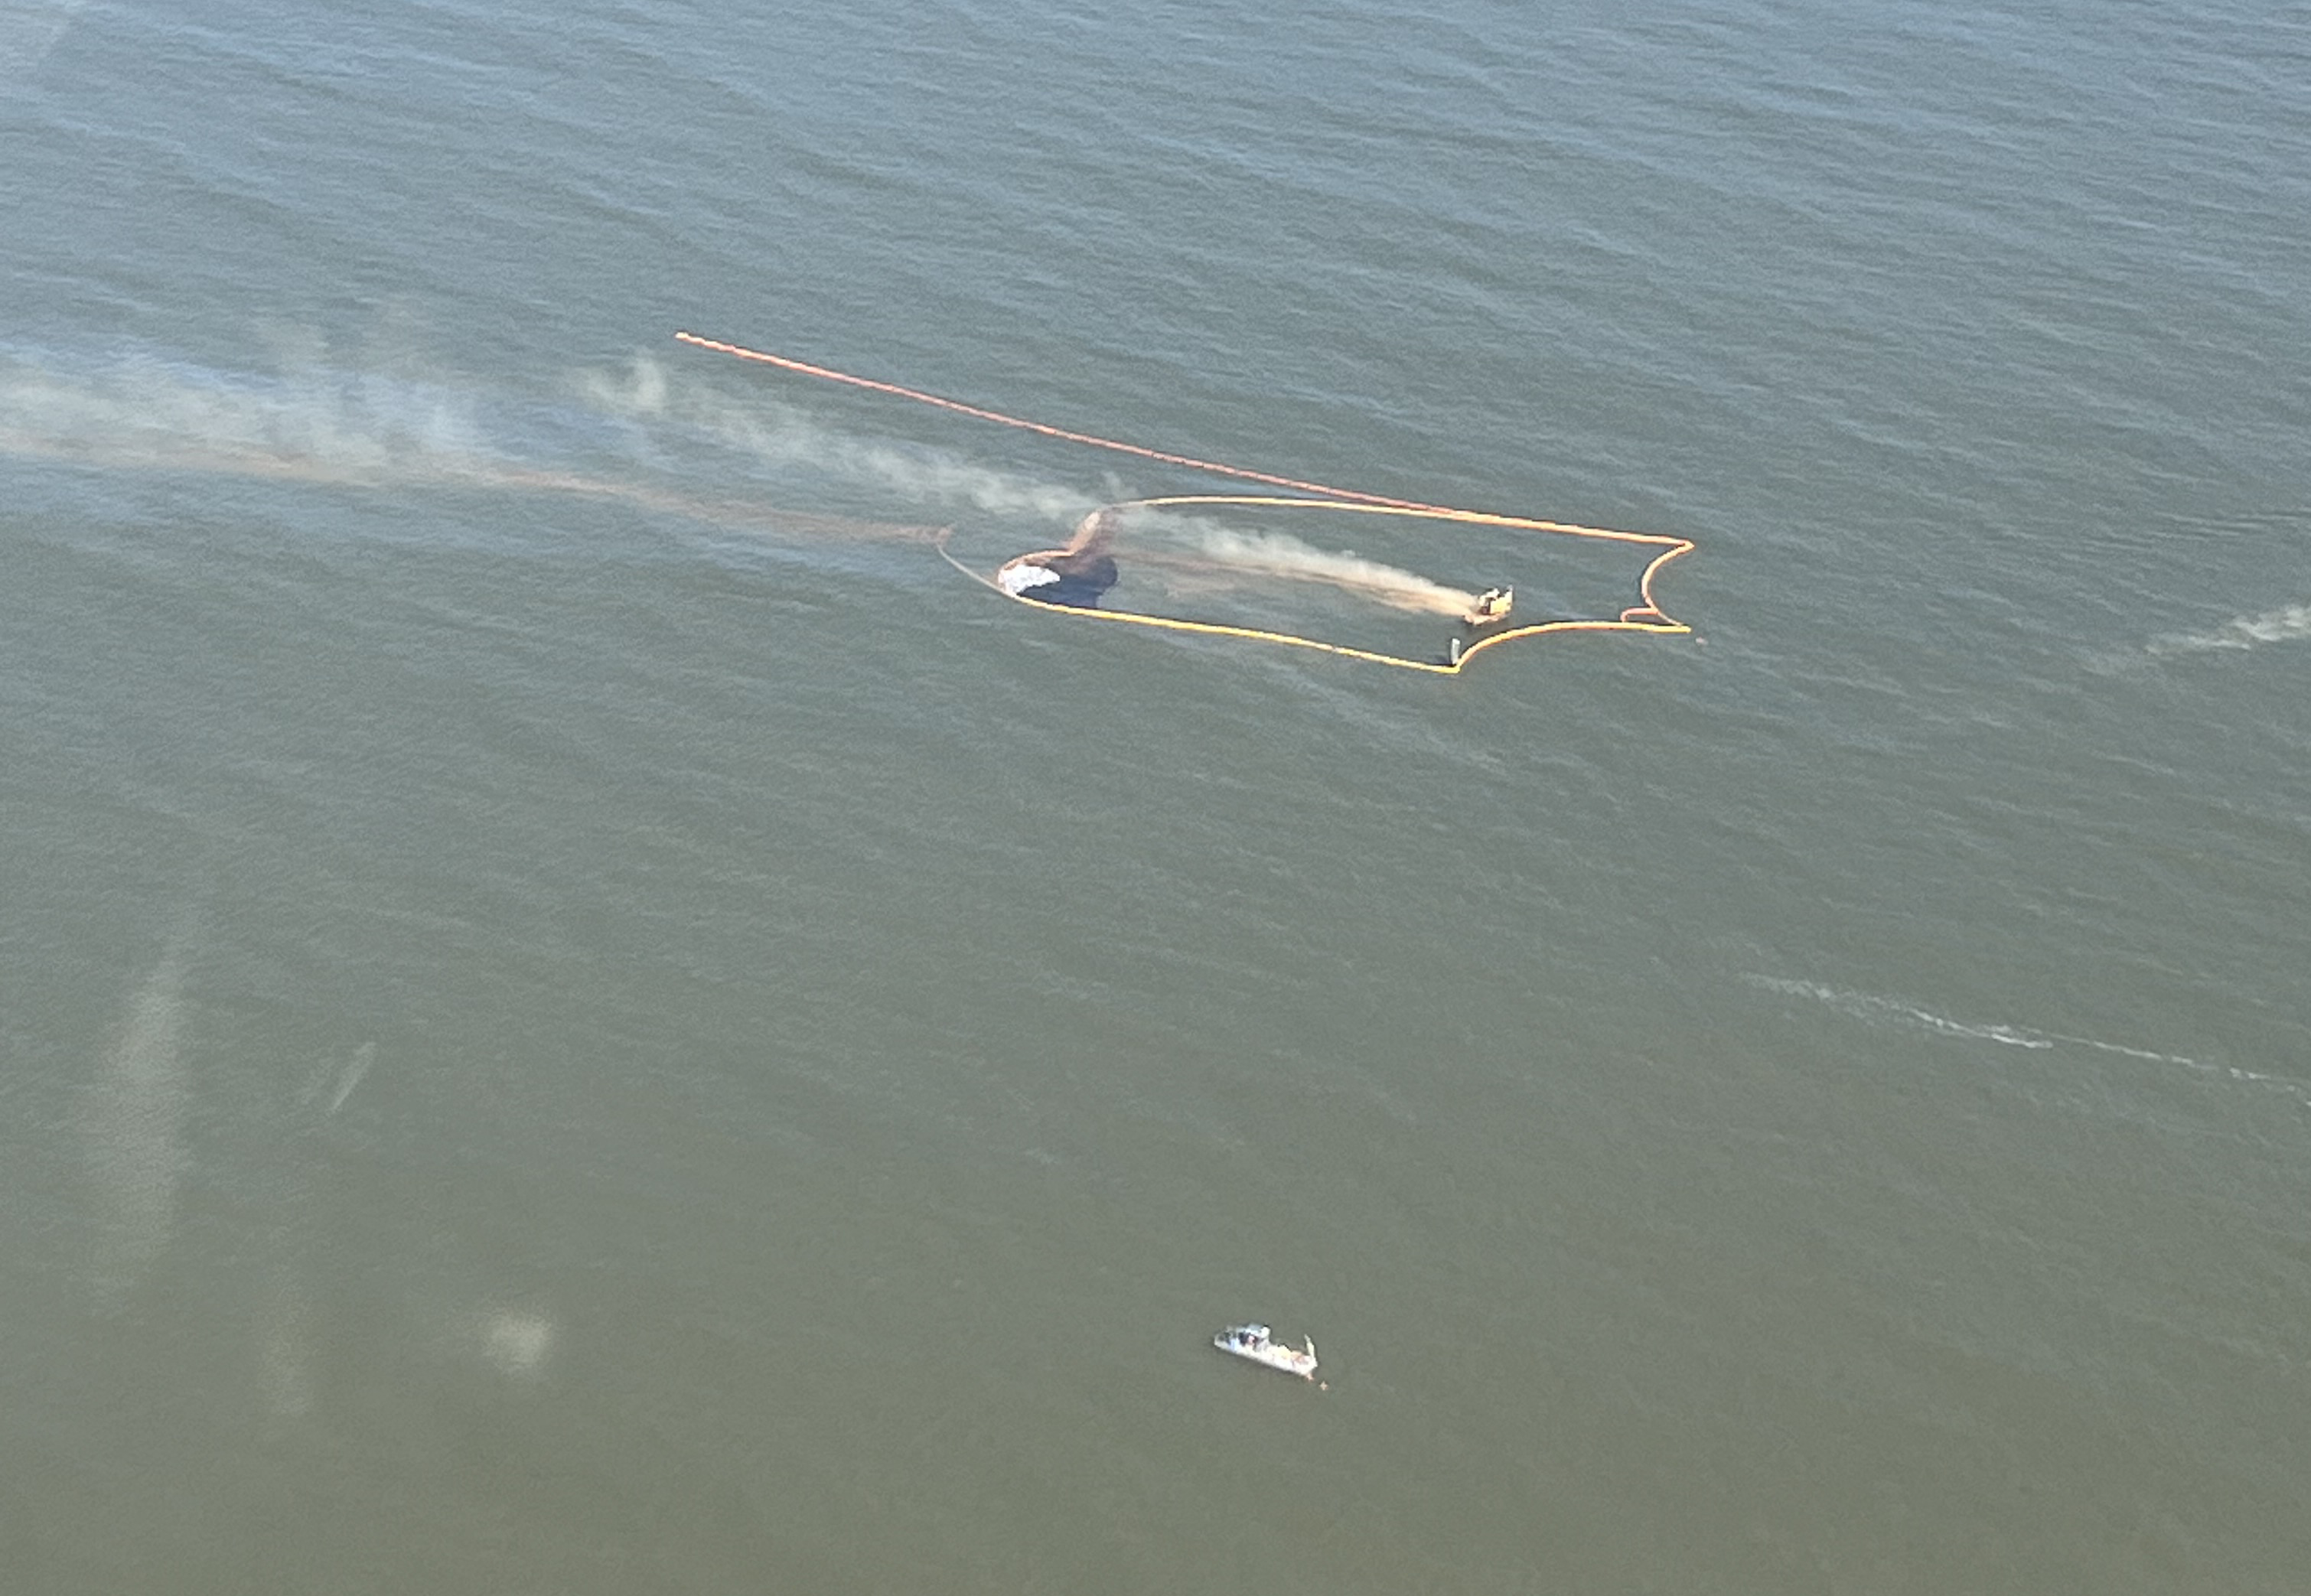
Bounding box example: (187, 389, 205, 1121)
(1213, 1322, 1318, 1380)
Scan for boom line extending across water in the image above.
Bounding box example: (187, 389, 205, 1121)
(673, 331, 1695, 674)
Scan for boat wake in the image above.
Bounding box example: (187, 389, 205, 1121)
(1743, 975, 2311, 1109)
(2145, 602, 2311, 660)
(1747, 976, 2060, 1050)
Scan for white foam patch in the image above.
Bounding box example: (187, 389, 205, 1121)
(1747, 974, 2310, 1109)
(477, 1310, 557, 1381)
(0, 0, 86, 86)
(258, 1272, 315, 1418)
(324, 1041, 374, 1116)
(84, 947, 192, 1304)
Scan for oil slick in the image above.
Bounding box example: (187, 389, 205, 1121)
(581, 350, 1095, 526)
(1158, 523, 1478, 617)
(0, 344, 940, 546)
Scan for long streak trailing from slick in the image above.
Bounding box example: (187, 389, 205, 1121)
(0, 347, 940, 546)
(674, 331, 1696, 675)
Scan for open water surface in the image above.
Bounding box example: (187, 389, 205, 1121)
(5, 1, 2309, 1589)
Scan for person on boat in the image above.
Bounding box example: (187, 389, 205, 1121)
(996, 508, 1122, 609)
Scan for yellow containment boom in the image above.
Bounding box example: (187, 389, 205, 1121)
(674, 331, 1694, 676)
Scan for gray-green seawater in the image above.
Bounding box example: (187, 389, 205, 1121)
(5, 1, 2307, 1589)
